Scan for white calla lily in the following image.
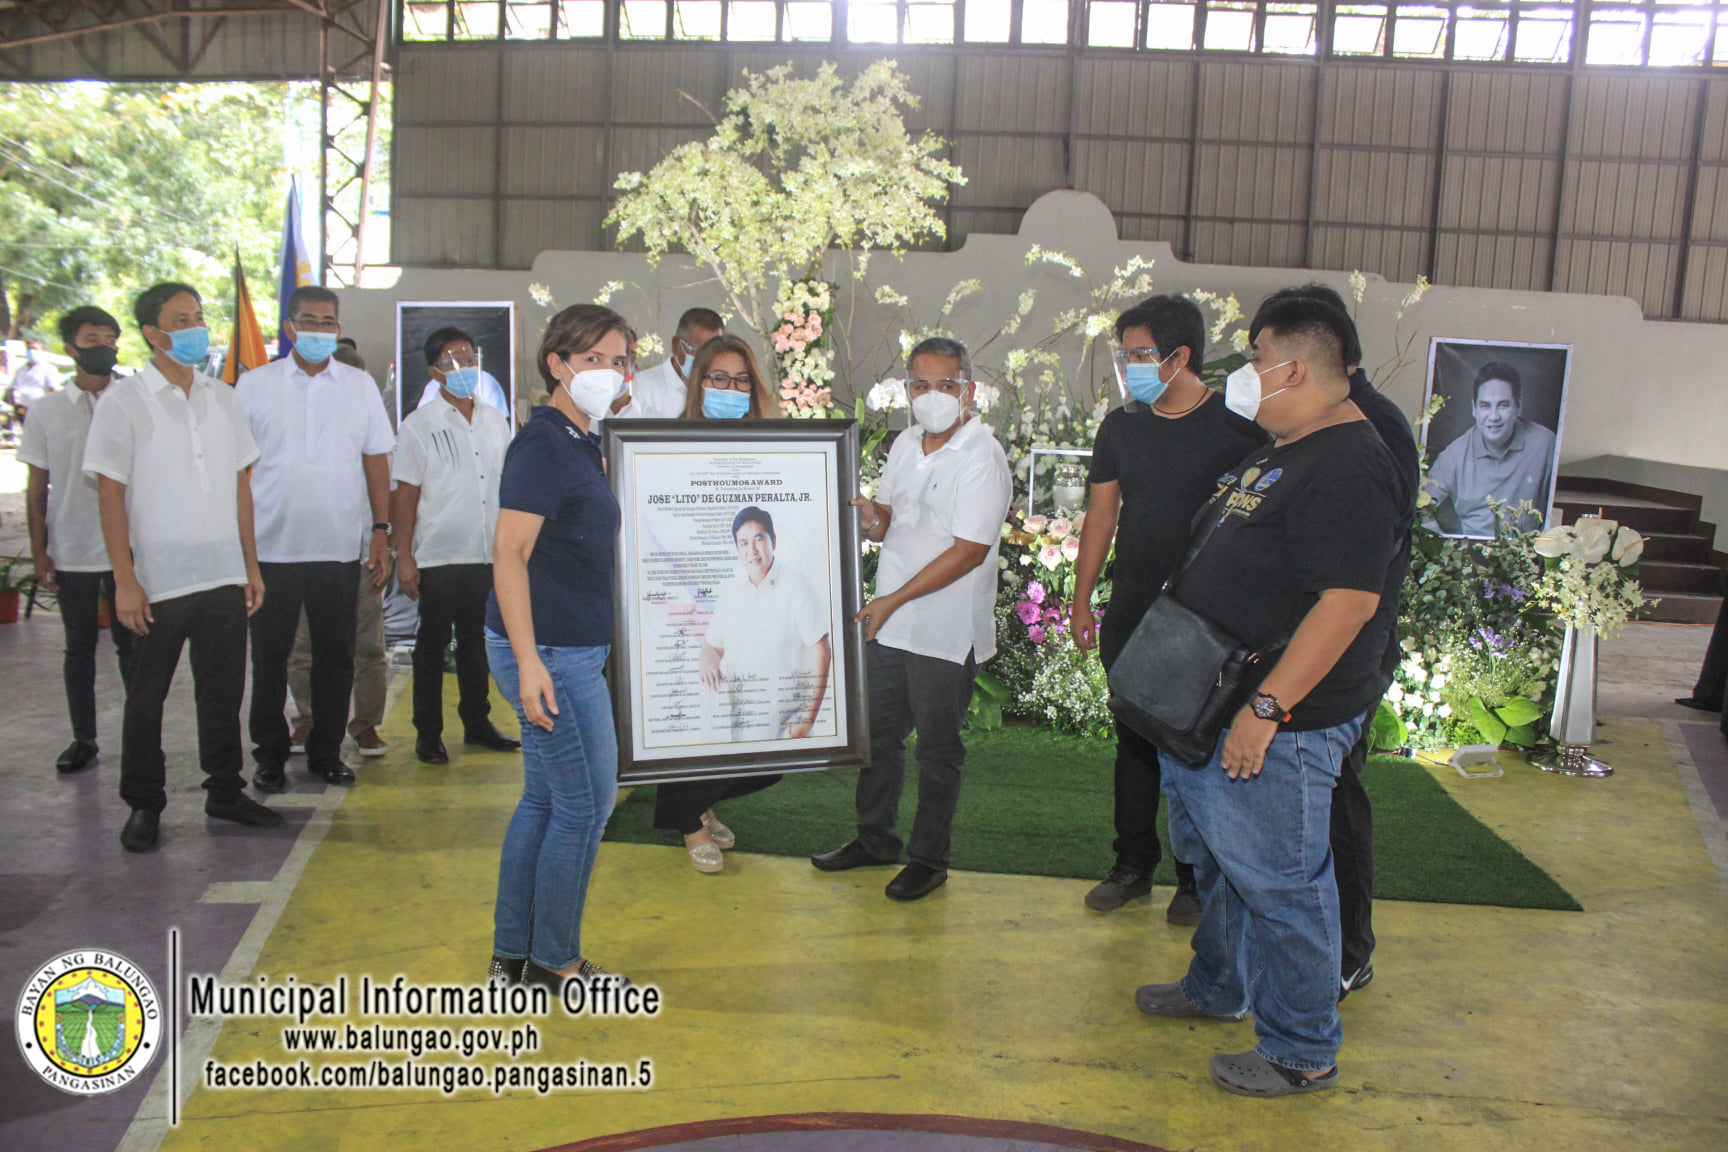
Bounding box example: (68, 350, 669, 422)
(1532, 525, 1576, 559)
(1611, 526, 1645, 567)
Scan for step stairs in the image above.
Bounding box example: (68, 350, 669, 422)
(1551, 478, 1724, 625)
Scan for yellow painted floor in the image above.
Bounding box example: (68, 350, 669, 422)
(158, 686, 1728, 1152)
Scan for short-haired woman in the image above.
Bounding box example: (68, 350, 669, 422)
(656, 333, 785, 873)
(487, 303, 631, 987)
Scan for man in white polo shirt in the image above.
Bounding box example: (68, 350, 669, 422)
(21, 305, 134, 775)
(83, 281, 278, 852)
(237, 285, 394, 791)
(392, 350, 519, 764)
(615, 307, 723, 418)
(811, 336, 1012, 901)
(699, 505, 832, 740)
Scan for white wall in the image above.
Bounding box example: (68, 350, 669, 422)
(338, 190, 1727, 482)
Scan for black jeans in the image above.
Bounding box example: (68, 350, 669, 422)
(56, 569, 134, 742)
(412, 563, 494, 740)
(249, 561, 360, 767)
(654, 775, 783, 836)
(1332, 722, 1377, 979)
(1100, 607, 1196, 891)
(855, 641, 976, 870)
(119, 585, 248, 813)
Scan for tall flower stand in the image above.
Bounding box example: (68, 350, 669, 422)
(1531, 623, 1613, 777)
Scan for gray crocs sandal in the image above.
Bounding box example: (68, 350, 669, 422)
(1209, 1051, 1339, 1097)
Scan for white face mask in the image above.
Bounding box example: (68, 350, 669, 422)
(911, 390, 963, 436)
(564, 367, 624, 421)
(1224, 359, 1294, 423)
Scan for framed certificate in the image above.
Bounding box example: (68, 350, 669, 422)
(604, 419, 871, 786)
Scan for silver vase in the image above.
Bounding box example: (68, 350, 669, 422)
(1532, 622, 1613, 777)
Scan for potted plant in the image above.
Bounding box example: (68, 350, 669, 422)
(0, 557, 41, 624)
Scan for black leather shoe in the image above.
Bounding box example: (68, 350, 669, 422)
(120, 809, 160, 852)
(252, 760, 288, 793)
(465, 723, 521, 752)
(488, 955, 526, 985)
(417, 738, 449, 765)
(206, 791, 284, 828)
(57, 739, 99, 774)
(310, 760, 357, 786)
(1676, 696, 1721, 713)
(811, 838, 898, 872)
(886, 862, 948, 901)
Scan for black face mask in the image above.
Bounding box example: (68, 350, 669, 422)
(73, 345, 119, 376)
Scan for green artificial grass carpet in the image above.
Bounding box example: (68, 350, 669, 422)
(605, 725, 1582, 912)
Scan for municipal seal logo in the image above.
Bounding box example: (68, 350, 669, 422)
(15, 951, 162, 1094)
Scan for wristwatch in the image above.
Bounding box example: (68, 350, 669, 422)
(372, 522, 391, 534)
(1248, 691, 1292, 723)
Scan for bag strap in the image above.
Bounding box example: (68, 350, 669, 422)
(1161, 483, 1233, 594)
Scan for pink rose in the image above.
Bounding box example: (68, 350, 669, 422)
(1048, 517, 1073, 538)
(807, 314, 823, 337)
(1061, 535, 1080, 562)
(1023, 514, 1049, 534)
(1038, 544, 1062, 571)
(1027, 624, 1047, 644)
(1072, 511, 1087, 534)
(1015, 600, 1041, 626)
(1026, 581, 1046, 604)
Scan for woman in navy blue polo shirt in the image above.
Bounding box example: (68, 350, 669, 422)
(485, 303, 630, 988)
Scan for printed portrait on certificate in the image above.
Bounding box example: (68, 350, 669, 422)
(606, 421, 870, 785)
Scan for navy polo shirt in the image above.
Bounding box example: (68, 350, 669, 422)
(485, 406, 620, 648)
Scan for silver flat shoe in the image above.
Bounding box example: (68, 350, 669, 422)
(701, 811, 735, 850)
(687, 840, 724, 873)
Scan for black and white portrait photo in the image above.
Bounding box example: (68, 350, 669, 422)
(394, 301, 517, 427)
(1420, 338, 1571, 539)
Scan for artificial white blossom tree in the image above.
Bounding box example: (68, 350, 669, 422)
(607, 60, 965, 386)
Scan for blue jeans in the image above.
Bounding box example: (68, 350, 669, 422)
(486, 631, 618, 971)
(1162, 718, 1362, 1072)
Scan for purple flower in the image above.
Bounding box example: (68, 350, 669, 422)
(1026, 581, 1046, 605)
(1014, 600, 1041, 626)
(1027, 624, 1047, 644)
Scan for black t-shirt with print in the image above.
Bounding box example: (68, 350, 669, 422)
(1088, 392, 1268, 661)
(1172, 419, 1402, 731)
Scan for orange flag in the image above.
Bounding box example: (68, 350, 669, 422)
(222, 252, 269, 385)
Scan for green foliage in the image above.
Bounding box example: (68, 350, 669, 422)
(0, 81, 304, 345)
(608, 61, 964, 371)
(1369, 700, 1408, 752)
(964, 670, 1013, 732)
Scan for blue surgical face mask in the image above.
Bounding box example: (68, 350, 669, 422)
(163, 326, 210, 367)
(294, 332, 338, 364)
(1124, 357, 1170, 406)
(442, 366, 481, 399)
(702, 387, 752, 420)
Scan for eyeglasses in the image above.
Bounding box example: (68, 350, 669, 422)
(703, 372, 753, 392)
(292, 316, 341, 333)
(1114, 346, 1165, 365)
(434, 351, 482, 370)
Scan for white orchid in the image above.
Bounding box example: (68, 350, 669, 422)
(973, 380, 1000, 413)
(867, 378, 908, 411)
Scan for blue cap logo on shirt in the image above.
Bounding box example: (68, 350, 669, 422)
(1253, 468, 1283, 492)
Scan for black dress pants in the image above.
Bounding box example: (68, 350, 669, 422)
(249, 561, 360, 767)
(1100, 606, 1196, 891)
(1332, 720, 1377, 980)
(55, 569, 134, 742)
(119, 585, 248, 812)
(412, 563, 494, 740)
(1690, 602, 1728, 709)
(654, 775, 783, 836)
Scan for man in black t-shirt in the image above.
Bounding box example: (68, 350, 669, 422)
(1070, 296, 1267, 920)
(1255, 285, 1421, 1003)
(1134, 297, 1400, 1098)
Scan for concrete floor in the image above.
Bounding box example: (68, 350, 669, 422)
(1, 594, 1725, 1152)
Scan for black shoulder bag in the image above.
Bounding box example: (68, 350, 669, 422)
(1104, 493, 1290, 768)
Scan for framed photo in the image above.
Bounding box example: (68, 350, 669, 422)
(1027, 446, 1094, 516)
(394, 301, 517, 429)
(604, 419, 870, 786)
(1421, 338, 1571, 540)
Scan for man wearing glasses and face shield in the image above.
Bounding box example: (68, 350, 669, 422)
(810, 336, 1013, 902)
(614, 307, 724, 418)
(415, 330, 511, 416)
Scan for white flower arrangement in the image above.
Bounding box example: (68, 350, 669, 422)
(1531, 517, 1649, 636)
